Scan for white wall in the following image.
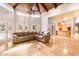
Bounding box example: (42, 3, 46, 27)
(48, 18, 56, 34)
(0, 5, 14, 34)
(48, 18, 55, 24)
(41, 12, 48, 32)
(15, 13, 25, 32)
(75, 17, 79, 23)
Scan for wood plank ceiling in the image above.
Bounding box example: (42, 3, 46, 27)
(9, 3, 62, 14)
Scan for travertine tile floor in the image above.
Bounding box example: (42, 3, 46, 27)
(1, 34, 79, 56)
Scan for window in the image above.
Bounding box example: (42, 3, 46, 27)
(18, 25, 22, 30)
(25, 26, 27, 30)
(0, 24, 5, 32)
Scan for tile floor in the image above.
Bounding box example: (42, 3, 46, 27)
(1, 33, 79, 56)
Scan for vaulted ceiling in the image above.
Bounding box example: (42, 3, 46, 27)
(9, 3, 62, 14)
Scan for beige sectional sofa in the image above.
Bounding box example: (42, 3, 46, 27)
(13, 31, 50, 44)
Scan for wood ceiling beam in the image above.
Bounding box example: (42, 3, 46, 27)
(53, 3, 57, 8)
(31, 4, 33, 11)
(29, 3, 34, 11)
(29, 3, 32, 11)
(36, 3, 41, 14)
(53, 3, 63, 8)
(13, 3, 19, 9)
(28, 3, 34, 14)
(41, 3, 48, 12)
(28, 3, 31, 14)
(27, 3, 30, 14)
